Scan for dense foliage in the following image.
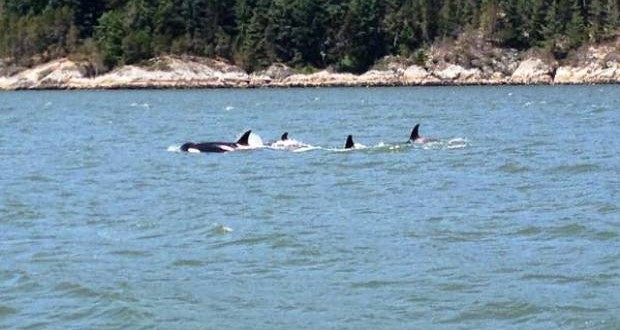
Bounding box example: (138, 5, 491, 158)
(1, 0, 618, 72)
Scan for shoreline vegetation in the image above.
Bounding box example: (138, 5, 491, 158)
(1, 0, 619, 90)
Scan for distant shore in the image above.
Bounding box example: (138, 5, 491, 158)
(1, 44, 619, 90)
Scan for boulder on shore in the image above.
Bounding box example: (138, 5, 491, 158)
(555, 63, 620, 84)
(510, 58, 554, 84)
(402, 65, 439, 85)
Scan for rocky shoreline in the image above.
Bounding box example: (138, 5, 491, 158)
(1, 43, 619, 90)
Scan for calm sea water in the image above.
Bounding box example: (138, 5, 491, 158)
(1, 86, 619, 329)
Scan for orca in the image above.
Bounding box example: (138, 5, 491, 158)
(409, 124, 437, 144)
(344, 135, 355, 149)
(266, 131, 288, 146)
(267, 131, 313, 151)
(180, 130, 252, 153)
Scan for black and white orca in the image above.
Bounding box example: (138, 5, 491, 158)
(180, 130, 252, 153)
(409, 124, 437, 144)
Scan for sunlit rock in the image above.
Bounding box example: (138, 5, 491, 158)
(510, 58, 554, 84)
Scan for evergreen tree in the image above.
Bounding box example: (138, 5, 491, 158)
(565, 0, 586, 48)
(95, 9, 125, 66)
(338, 0, 383, 72)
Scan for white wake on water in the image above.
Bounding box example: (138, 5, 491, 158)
(167, 145, 181, 152)
(267, 138, 316, 152)
(169, 135, 470, 153)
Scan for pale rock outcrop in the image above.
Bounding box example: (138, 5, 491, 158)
(250, 63, 294, 85)
(0, 58, 89, 89)
(554, 44, 620, 84)
(402, 65, 440, 84)
(455, 67, 483, 84)
(0, 56, 252, 89)
(0, 76, 12, 89)
(280, 70, 358, 87)
(510, 58, 554, 84)
(488, 72, 509, 84)
(554, 66, 589, 84)
(358, 69, 400, 85)
(257, 63, 294, 80)
(434, 64, 463, 80)
(88, 56, 250, 88)
(2, 46, 619, 89)
(555, 63, 620, 84)
(432, 64, 483, 84)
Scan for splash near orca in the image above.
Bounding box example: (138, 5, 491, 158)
(267, 131, 315, 151)
(180, 130, 252, 153)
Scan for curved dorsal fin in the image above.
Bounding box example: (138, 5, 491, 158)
(345, 135, 354, 149)
(236, 130, 252, 145)
(281, 132, 289, 141)
(410, 124, 420, 141)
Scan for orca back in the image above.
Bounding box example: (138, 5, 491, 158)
(345, 135, 354, 149)
(180, 142, 194, 152)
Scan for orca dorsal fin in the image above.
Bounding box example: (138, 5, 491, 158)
(236, 130, 252, 145)
(345, 135, 354, 149)
(410, 124, 420, 141)
(281, 132, 289, 141)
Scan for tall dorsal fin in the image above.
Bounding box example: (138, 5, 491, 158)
(410, 124, 420, 141)
(236, 130, 252, 145)
(281, 132, 288, 141)
(345, 135, 354, 149)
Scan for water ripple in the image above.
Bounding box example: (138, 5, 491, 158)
(1, 87, 619, 329)
(442, 300, 541, 323)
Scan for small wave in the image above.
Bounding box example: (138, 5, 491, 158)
(0, 305, 17, 316)
(167, 145, 181, 152)
(292, 146, 320, 153)
(547, 163, 600, 174)
(548, 223, 588, 237)
(410, 138, 469, 150)
(55, 281, 100, 298)
(446, 138, 470, 149)
(172, 259, 206, 267)
(224, 105, 234, 111)
(442, 300, 540, 323)
(130, 102, 150, 109)
(498, 162, 530, 173)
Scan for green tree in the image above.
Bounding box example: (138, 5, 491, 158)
(338, 0, 383, 72)
(95, 9, 125, 67)
(565, 0, 586, 48)
(122, 29, 152, 63)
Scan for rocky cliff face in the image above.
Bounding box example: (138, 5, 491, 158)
(1, 42, 619, 90)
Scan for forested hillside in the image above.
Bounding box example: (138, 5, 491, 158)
(1, 0, 618, 73)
